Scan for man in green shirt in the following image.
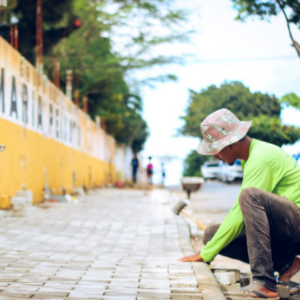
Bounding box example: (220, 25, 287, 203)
(178, 108, 300, 299)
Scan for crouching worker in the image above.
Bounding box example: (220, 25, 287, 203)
(178, 108, 300, 300)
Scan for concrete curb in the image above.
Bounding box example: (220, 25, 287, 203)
(193, 262, 227, 300)
(180, 215, 227, 300)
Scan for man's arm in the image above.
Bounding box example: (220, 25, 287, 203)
(201, 160, 277, 262)
(179, 160, 277, 263)
(200, 198, 245, 262)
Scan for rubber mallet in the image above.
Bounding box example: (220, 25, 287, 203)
(172, 198, 207, 231)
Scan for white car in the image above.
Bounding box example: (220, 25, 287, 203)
(218, 159, 243, 182)
(201, 160, 220, 180)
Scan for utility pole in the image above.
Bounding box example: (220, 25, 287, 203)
(14, 25, 18, 50)
(54, 60, 60, 88)
(74, 90, 79, 106)
(66, 70, 72, 100)
(83, 96, 88, 113)
(9, 25, 18, 50)
(10, 25, 13, 46)
(36, 0, 43, 74)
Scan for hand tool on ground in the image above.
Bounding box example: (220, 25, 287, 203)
(172, 198, 207, 231)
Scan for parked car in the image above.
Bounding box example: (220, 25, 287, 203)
(201, 160, 219, 180)
(217, 160, 226, 182)
(218, 159, 243, 183)
(293, 153, 300, 164)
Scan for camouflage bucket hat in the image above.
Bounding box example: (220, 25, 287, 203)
(197, 108, 252, 155)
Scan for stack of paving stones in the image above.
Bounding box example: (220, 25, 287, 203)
(0, 189, 225, 300)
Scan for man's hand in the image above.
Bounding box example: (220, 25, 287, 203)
(177, 252, 204, 262)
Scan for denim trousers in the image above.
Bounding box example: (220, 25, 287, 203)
(203, 187, 300, 291)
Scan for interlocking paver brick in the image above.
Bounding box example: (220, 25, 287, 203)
(0, 290, 32, 298)
(0, 189, 209, 299)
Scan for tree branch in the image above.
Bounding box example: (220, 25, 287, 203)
(282, 0, 300, 20)
(276, 0, 300, 57)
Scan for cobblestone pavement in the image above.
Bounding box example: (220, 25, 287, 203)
(0, 189, 212, 300)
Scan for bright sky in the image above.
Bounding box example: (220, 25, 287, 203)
(137, 0, 300, 186)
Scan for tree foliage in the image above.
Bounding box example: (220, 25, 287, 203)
(183, 150, 213, 177)
(0, 0, 79, 63)
(48, 0, 190, 152)
(181, 81, 300, 147)
(232, 0, 300, 57)
(0, 0, 191, 152)
(280, 93, 300, 109)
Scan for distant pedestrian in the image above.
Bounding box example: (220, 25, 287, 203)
(161, 163, 166, 186)
(146, 156, 153, 184)
(131, 154, 139, 183)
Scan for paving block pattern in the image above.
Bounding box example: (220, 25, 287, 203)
(0, 189, 210, 299)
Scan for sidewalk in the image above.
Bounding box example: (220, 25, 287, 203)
(0, 189, 224, 299)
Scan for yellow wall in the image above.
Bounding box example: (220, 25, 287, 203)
(0, 37, 116, 208)
(0, 117, 115, 208)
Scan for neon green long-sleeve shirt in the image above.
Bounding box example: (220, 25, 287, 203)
(201, 139, 300, 262)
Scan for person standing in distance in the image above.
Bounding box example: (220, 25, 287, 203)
(131, 154, 139, 184)
(147, 157, 153, 184)
(161, 163, 166, 186)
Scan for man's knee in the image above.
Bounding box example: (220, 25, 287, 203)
(239, 187, 262, 208)
(203, 224, 220, 245)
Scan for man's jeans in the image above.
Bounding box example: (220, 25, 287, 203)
(203, 187, 300, 291)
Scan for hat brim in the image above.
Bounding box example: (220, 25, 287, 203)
(197, 120, 252, 155)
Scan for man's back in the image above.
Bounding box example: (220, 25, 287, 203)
(201, 138, 300, 262)
(244, 139, 300, 207)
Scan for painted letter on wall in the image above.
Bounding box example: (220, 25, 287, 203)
(22, 84, 28, 123)
(0, 68, 4, 113)
(10, 76, 18, 118)
(38, 96, 43, 130)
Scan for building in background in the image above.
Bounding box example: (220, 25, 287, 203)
(0, 36, 118, 208)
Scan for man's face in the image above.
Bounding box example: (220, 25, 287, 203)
(213, 145, 236, 165)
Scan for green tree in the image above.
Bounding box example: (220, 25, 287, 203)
(181, 81, 300, 147)
(232, 0, 300, 57)
(43, 0, 190, 152)
(1, 0, 190, 77)
(280, 93, 300, 109)
(0, 0, 80, 64)
(183, 150, 214, 177)
(0, 0, 191, 153)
